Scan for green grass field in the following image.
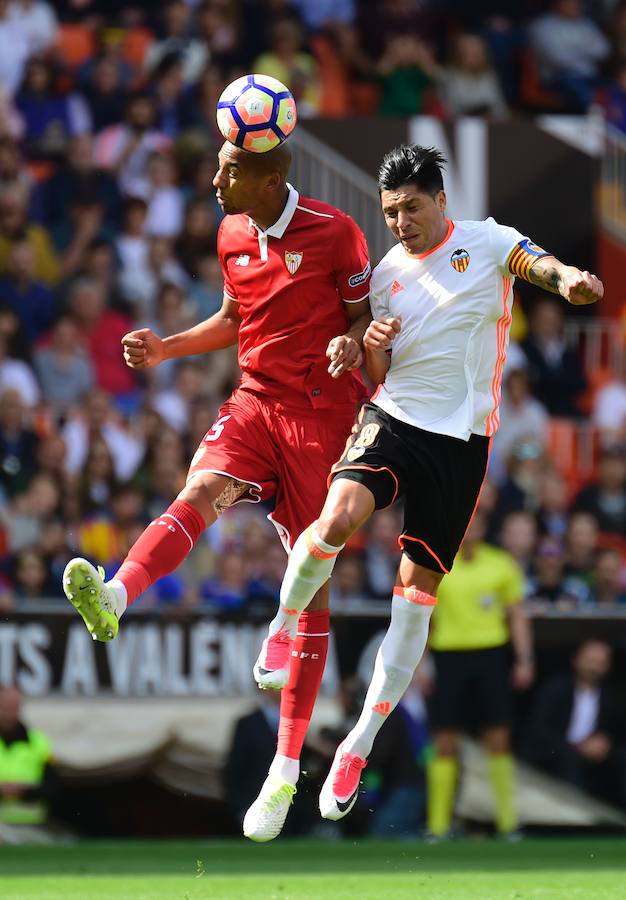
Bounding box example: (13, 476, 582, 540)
(1, 838, 625, 900)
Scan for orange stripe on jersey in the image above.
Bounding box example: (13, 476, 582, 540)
(486, 277, 512, 436)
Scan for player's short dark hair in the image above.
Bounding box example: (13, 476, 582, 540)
(378, 145, 446, 197)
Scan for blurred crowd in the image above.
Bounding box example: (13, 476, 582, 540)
(0, 0, 624, 611)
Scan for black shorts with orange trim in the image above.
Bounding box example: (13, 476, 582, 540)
(329, 403, 490, 574)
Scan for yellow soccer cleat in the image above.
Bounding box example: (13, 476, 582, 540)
(62, 558, 119, 642)
(243, 777, 296, 842)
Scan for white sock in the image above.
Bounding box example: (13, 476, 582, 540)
(269, 753, 300, 785)
(343, 589, 436, 759)
(106, 578, 128, 619)
(268, 524, 343, 639)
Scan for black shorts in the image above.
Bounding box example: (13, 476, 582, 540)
(329, 403, 490, 574)
(428, 646, 513, 731)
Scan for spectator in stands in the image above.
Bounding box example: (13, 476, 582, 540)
(116, 196, 149, 309)
(152, 359, 204, 433)
(0, 333, 39, 407)
(426, 510, 533, 839)
(292, 0, 356, 31)
(593, 365, 626, 445)
(357, 0, 441, 60)
(178, 62, 226, 136)
(188, 253, 224, 320)
(521, 297, 586, 418)
(77, 436, 118, 516)
(80, 54, 130, 133)
(573, 445, 626, 537)
(5, 471, 60, 553)
(33, 314, 95, 417)
(330, 555, 369, 605)
(590, 548, 626, 605)
(0, 0, 30, 98)
(175, 196, 218, 279)
(523, 639, 626, 809)
(525, 535, 592, 607)
(491, 368, 548, 485)
(0, 387, 38, 498)
(0, 138, 31, 195)
(196, 0, 238, 64)
(529, 0, 610, 112)
(10, 1, 57, 58)
(254, 17, 321, 116)
(201, 550, 248, 610)
(12, 547, 55, 600)
(62, 389, 144, 482)
(535, 469, 570, 541)
(439, 32, 508, 118)
(493, 440, 548, 526)
(35, 431, 66, 486)
(0, 238, 56, 342)
(94, 92, 171, 198)
(0, 685, 57, 828)
(15, 58, 90, 161)
(37, 134, 121, 247)
(0, 182, 59, 285)
(246, 541, 287, 608)
(81, 238, 127, 315)
(499, 509, 538, 579)
(363, 509, 401, 599)
(566, 511, 600, 584)
(151, 52, 188, 140)
(67, 277, 135, 399)
(145, 0, 207, 85)
(144, 151, 184, 238)
(376, 35, 439, 116)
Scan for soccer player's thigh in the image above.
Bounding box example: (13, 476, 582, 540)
(401, 432, 491, 576)
(428, 650, 473, 734)
(328, 403, 404, 516)
(472, 645, 514, 730)
(271, 409, 358, 550)
(186, 390, 278, 510)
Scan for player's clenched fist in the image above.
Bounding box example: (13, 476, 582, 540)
(560, 268, 603, 306)
(326, 335, 363, 379)
(121, 328, 166, 369)
(364, 317, 402, 351)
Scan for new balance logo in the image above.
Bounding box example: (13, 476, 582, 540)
(372, 701, 390, 715)
(390, 280, 404, 296)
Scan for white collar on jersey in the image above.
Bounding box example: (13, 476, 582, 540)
(249, 183, 299, 239)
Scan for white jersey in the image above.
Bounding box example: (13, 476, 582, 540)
(370, 217, 548, 441)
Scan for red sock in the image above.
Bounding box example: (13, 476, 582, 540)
(277, 608, 330, 760)
(115, 500, 205, 604)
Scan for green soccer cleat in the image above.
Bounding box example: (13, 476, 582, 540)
(243, 777, 296, 842)
(62, 558, 119, 642)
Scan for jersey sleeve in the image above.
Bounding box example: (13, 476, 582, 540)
(333, 214, 371, 303)
(217, 220, 238, 302)
(487, 216, 551, 280)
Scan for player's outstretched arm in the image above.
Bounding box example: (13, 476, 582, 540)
(526, 257, 604, 306)
(122, 297, 241, 369)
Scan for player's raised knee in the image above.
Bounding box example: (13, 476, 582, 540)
(316, 510, 356, 548)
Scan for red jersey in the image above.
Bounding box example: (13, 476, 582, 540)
(218, 184, 371, 413)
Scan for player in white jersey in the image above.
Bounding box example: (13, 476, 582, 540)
(246, 144, 603, 839)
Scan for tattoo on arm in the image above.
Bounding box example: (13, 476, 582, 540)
(527, 257, 563, 294)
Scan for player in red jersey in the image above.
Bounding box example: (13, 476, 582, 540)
(61, 139, 371, 840)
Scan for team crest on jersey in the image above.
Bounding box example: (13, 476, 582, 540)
(284, 251, 303, 275)
(451, 248, 470, 273)
(346, 446, 365, 462)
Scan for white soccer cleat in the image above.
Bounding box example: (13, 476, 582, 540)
(319, 740, 367, 821)
(243, 776, 296, 842)
(62, 558, 119, 642)
(253, 626, 293, 690)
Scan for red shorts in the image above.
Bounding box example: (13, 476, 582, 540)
(187, 388, 356, 550)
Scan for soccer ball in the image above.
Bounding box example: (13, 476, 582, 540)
(216, 74, 297, 153)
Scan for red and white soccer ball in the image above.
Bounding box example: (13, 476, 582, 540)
(216, 74, 297, 153)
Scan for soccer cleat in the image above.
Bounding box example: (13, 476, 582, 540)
(319, 740, 367, 821)
(62, 558, 119, 642)
(253, 626, 293, 690)
(243, 776, 296, 842)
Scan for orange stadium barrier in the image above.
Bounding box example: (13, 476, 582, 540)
(55, 24, 96, 70)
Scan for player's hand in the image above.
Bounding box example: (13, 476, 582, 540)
(326, 335, 363, 378)
(560, 268, 603, 306)
(121, 328, 166, 369)
(511, 660, 535, 692)
(576, 733, 612, 763)
(363, 317, 401, 351)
